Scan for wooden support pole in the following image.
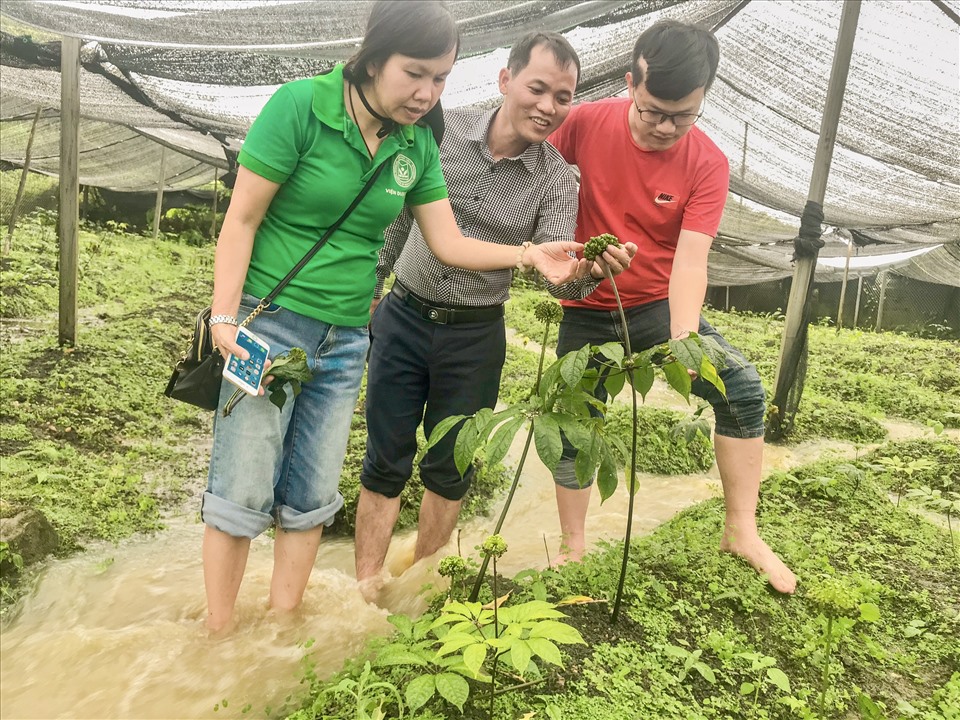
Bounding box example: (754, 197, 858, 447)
(5, 107, 43, 254)
(210, 167, 219, 240)
(769, 0, 860, 439)
(875, 270, 889, 332)
(152, 147, 168, 240)
(59, 36, 80, 347)
(836, 235, 854, 331)
(853, 275, 864, 327)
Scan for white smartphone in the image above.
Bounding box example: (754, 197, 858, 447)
(222, 326, 270, 396)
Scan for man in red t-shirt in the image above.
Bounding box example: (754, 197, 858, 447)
(549, 19, 796, 593)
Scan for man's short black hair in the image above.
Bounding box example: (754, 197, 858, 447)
(632, 19, 719, 101)
(507, 31, 581, 85)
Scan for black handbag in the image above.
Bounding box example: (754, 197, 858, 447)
(164, 163, 386, 410)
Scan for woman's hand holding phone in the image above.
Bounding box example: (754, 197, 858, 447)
(212, 322, 272, 395)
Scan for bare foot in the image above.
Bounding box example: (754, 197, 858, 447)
(553, 542, 584, 567)
(720, 535, 797, 594)
(205, 613, 237, 637)
(357, 575, 385, 605)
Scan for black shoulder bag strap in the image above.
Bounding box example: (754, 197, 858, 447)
(240, 162, 386, 327)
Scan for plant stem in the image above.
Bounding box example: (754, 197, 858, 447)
(490, 556, 499, 720)
(605, 265, 637, 624)
(819, 615, 834, 716)
(469, 427, 534, 602)
(469, 322, 554, 602)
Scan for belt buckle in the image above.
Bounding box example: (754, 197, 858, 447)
(422, 305, 449, 324)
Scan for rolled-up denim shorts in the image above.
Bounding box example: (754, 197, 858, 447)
(202, 292, 369, 538)
(554, 299, 766, 489)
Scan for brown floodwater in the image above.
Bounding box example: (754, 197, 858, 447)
(2, 381, 928, 719)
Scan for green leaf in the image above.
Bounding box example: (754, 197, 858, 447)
(268, 384, 288, 411)
(437, 633, 480, 657)
(661, 361, 692, 401)
(534, 414, 563, 473)
(387, 614, 414, 637)
(859, 602, 881, 623)
(596, 342, 625, 365)
(526, 637, 563, 666)
(698, 355, 726, 398)
(510, 639, 533, 677)
(560, 345, 591, 388)
(693, 662, 716, 684)
(597, 443, 620, 502)
(528, 621, 585, 645)
(574, 435, 598, 489)
(485, 416, 526, 467)
(421, 414, 468, 462)
(765, 667, 791, 693)
(632, 365, 654, 400)
(700, 334, 731, 371)
(374, 649, 429, 667)
(554, 414, 592, 450)
(669, 337, 704, 375)
(435, 673, 470, 711)
(463, 643, 487, 678)
(507, 601, 565, 622)
(538, 358, 563, 400)
(602, 368, 627, 400)
(453, 417, 481, 477)
(740, 682, 755, 696)
(404, 674, 435, 712)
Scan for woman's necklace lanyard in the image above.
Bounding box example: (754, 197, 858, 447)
(347, 84, 375, 160)
(354, 82, 395, 139)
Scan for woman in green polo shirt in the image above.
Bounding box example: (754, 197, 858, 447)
(200, 0, 586, 632)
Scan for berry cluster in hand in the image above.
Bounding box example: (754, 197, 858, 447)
(583, 233, 622, 262)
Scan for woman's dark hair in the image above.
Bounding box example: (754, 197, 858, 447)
(343, 0, 460, 83)
(507, 31, 581, 85)
(631, 19, 719, 101)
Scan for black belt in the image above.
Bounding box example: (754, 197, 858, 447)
(391, 282, 504, 325)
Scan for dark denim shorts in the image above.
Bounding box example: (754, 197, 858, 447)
(554, 299, 766, 488)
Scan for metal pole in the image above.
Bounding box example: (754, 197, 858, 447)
(836, 235, 854, 331)
(59, 37, 80, 347)
(853, 275, 864, 327)
(152, 147, 168, 240)
(769, 0, 861, 439)
(875, 270, 888, 332)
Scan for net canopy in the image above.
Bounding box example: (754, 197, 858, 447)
(1, 0, 958, 282)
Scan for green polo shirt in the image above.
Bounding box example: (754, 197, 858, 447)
(237, 65, 448, 326)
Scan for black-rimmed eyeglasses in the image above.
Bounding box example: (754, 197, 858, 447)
(633, 98, 703, 127)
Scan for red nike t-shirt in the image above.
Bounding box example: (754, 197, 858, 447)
(549, 98, 729, 310)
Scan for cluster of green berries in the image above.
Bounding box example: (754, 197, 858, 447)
(583, 233, 622, 262)
(534, 301, 564, 325)
(481, 534, 508, 558)
(438, 555, 467, 578)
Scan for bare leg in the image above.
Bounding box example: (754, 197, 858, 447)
(269, 525, 324, 612)
(414, 489, 462, 562)
(354, 487, 401, 600)
(715, 435, 797, 593)
(554, 484, 591, 564)
(202, 525, 251, 633)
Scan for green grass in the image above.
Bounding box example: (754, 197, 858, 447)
(286, 444, 960, 719)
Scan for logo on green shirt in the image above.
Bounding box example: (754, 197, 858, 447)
(392, 154, 417, 189)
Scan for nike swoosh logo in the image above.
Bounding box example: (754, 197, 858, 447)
(654, 197, 676, 205)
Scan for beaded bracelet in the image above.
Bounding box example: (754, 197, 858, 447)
(516, 241, 532, 271)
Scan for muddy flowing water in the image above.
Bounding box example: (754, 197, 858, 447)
(1, 378, 930, 719)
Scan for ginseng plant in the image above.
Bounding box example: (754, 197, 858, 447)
(420, 235, 729, 619)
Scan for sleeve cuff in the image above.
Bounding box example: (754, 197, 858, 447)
(237, 149, 290, 184)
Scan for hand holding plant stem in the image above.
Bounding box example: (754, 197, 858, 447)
(223, 347, 314, 417)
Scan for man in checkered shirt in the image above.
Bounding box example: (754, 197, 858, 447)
(354, 32, 635, 599)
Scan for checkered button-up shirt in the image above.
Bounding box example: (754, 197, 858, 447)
(376, 107, 600, 306)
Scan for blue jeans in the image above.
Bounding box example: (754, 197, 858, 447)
(554, 299, 766, 489)
(202, 293, 369, 538)
(361, 291, 506, 500)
